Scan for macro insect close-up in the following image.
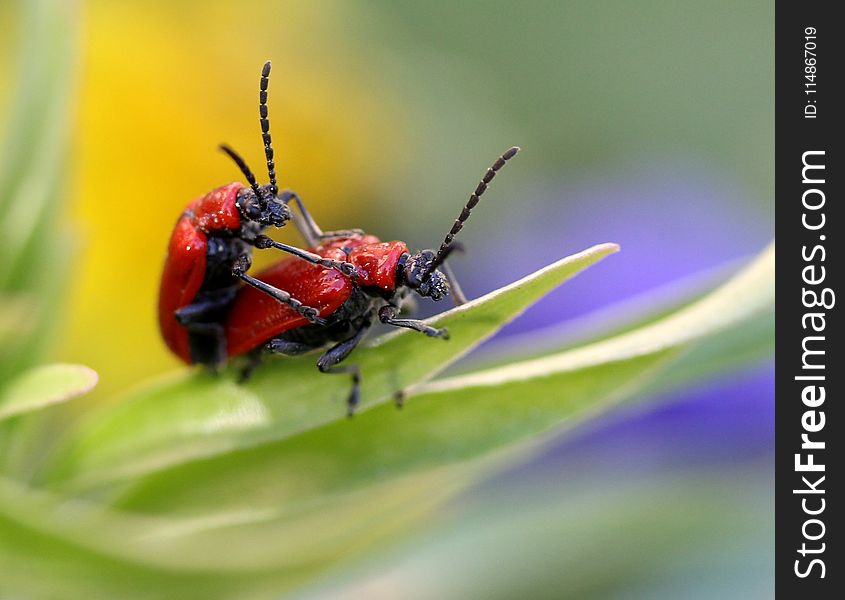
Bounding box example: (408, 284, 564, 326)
(1, 2, 775, 599)
(223, 143, 519, 414)
(159, 62, 522, 414)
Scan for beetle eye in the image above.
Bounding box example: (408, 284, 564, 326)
(245, 202, 262, 220)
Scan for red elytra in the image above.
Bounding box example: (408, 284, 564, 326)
(158, 183, 245, 363)
(225, 235, 408, 356)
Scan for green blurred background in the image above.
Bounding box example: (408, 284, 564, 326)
(1, 1, 773, 597)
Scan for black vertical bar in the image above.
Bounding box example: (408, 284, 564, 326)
(775, 1, 841, 597)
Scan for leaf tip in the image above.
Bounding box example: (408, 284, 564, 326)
(0, 363, 99, 421)
(35, 362, 100, 403)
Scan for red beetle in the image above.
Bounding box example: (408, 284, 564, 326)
(159, 61, 354, 366)
(225, 146, 520, 414)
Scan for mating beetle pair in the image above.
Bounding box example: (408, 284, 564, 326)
(158, 61, 519, 413)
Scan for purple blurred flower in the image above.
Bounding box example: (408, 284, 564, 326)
(451, 160, 772, 335)
(453, 160, 774, 484)
(493, 363, 774, 484)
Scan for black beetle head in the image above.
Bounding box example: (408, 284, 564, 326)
(221, 62, 291, 229)
(238, 186, 291, 228)
(402, 250, 450, 301)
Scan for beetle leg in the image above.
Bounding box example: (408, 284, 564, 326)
(174, 290, 240, 369)
(182, 322, 228, 371)
(318, 229, 366, 241)
(266, 339, 317, 355)
(317, 320, 372, 416)
(242, 339, 315, 382)
(378, 304, 449, 339)
(279, 189, 364, 244)
(237, 348, 264, 383)
(174, 288, 239, 325)
(232, 255, 328, 326)
(278, 189, 322, 246)
(440, 260, 468, 306)
(253, 235, 359, 279)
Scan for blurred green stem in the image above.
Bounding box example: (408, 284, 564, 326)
(0, 0, 79, 378)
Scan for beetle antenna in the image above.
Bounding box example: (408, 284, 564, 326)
(220, 144, 263, 198)
(259, 61, 278, 198)
(423, 146, 520, 280)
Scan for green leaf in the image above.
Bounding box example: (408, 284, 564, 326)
(414, 242, 773, 396)
(0, 0, 79, 380)
(42, 243, 620, 489)
(0, 477, 295, 600)
(107, 244, 771, 527)
(290, 466, 773, 600)
(1, 243, 771, 598)
(449, 259, 743, 374)
(0, 363, 98, 422)
(71, 245, 768, 568)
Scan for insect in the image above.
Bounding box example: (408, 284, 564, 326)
(159, 61, 355, 367)
(224, 146, 520, 414)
